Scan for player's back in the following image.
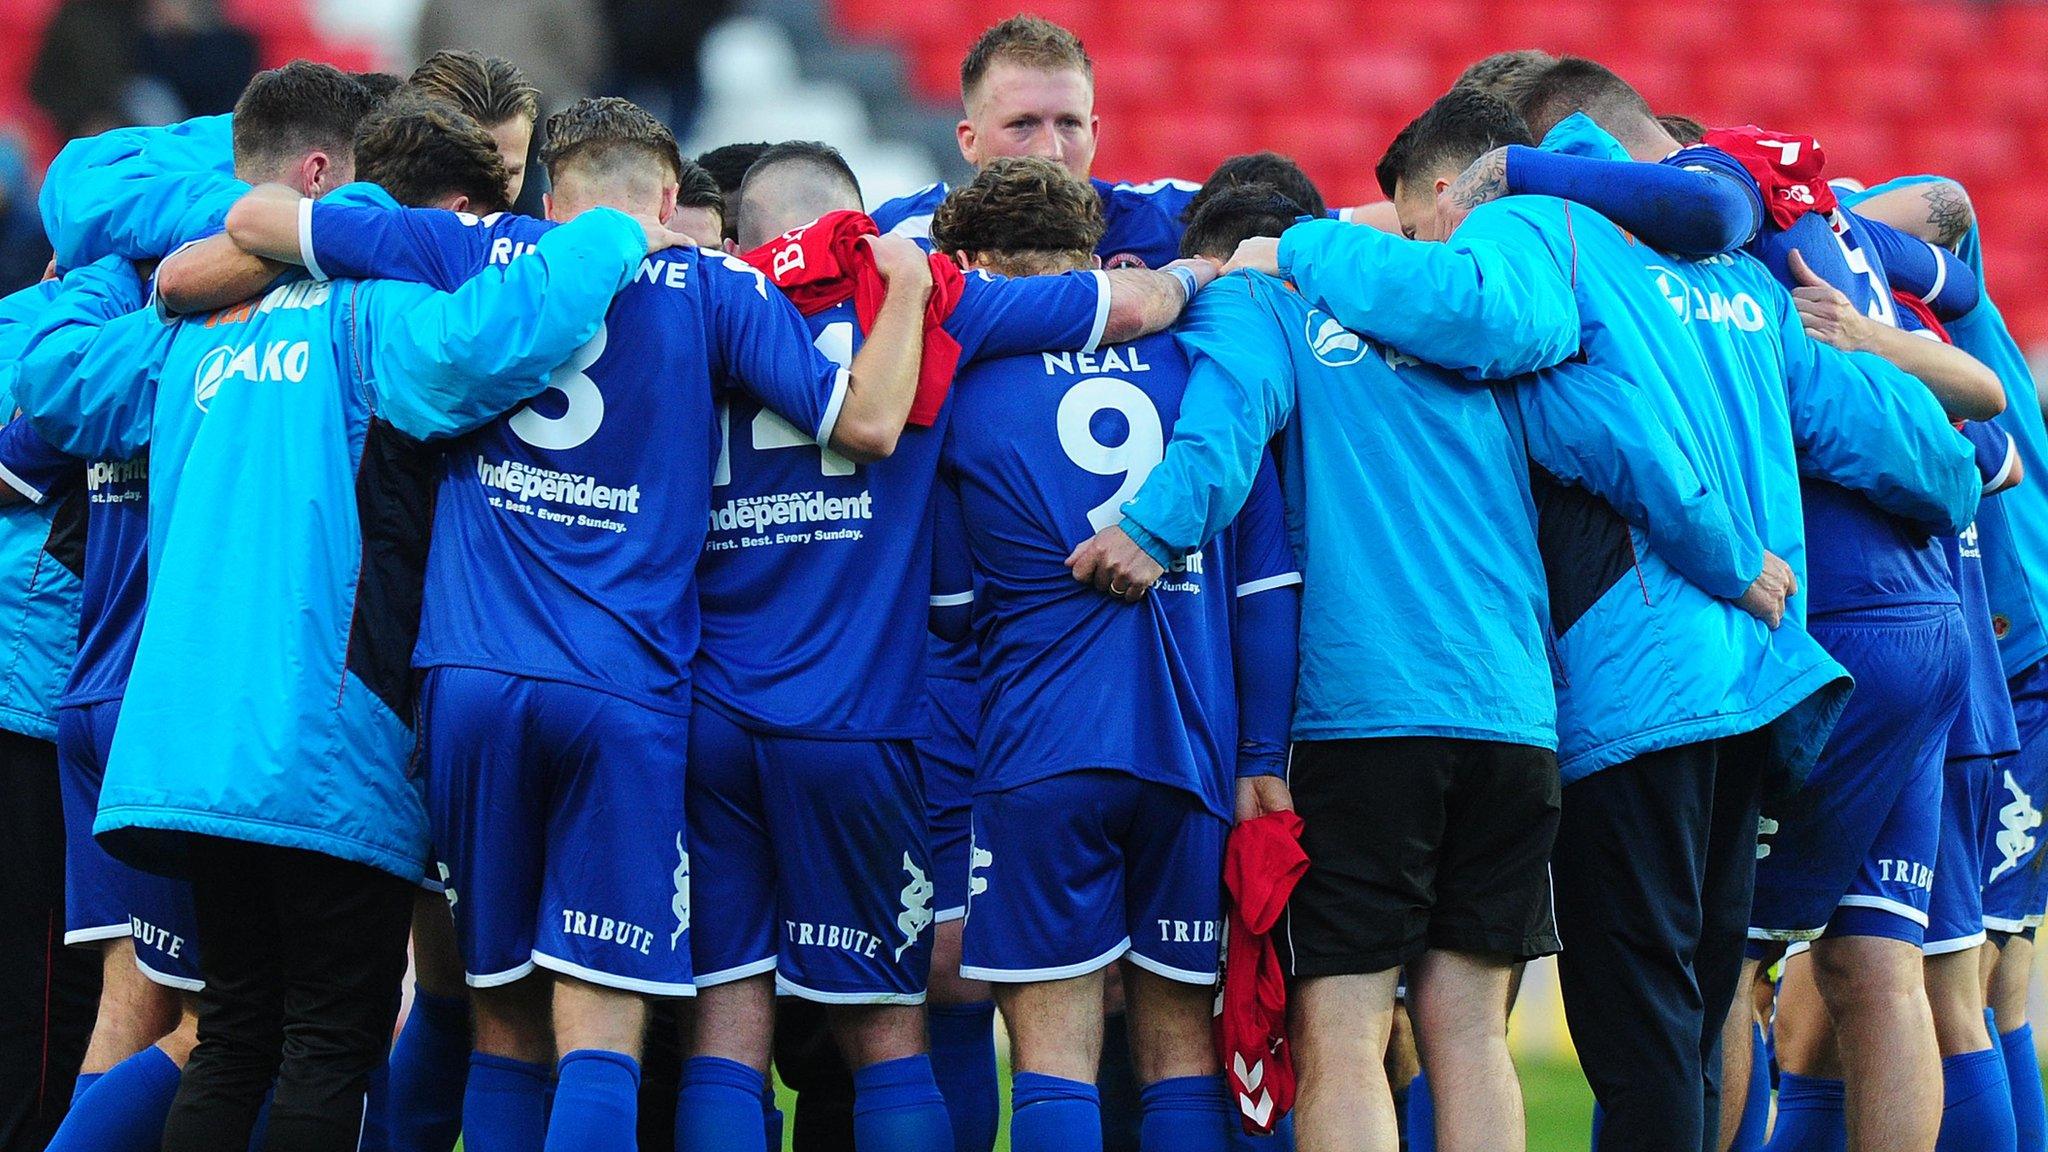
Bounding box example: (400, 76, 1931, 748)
(942, 331, 1244, 820)
(416, 233, 799, 714)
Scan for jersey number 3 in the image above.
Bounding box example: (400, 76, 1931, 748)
(510, 324, 607, 451)
(1057, 376, 1163, 532)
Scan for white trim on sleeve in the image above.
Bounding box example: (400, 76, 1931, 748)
(1987, 434, 2022, 495)
(0, 459, 48, 505)
(930, 590, 974, 607)
(1082, 269, 1111, 354)
(1236, 572, 1303, 598)
(1918, 242, 1947, 304)
(814, 367, 851, 451)
(298, 197, 327, 281)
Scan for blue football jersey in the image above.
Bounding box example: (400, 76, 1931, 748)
(874, 176, 1199, 269)
(301, 191, 855, 713)
(693, 268, 1110, 737)
(1948, 420, 2022, 761)
(939, 332, 1299, 820)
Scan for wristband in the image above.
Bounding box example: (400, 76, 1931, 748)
(1166, 263, 1199, 304)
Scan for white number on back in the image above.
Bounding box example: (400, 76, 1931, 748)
(510, 323, 607, 451)
(714, 320, 856, 485)
(1056, 376, 1163, 532)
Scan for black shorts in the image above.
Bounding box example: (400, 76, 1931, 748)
(1280, 736, 1562, 977)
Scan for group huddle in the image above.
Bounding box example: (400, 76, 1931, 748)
(5, 11, 2047, 1152)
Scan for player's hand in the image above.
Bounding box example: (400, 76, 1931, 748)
(1221, 236, 1281, 278)
(1735, 549, 1797, 629)
(864, 233, 935, 293)
(637, 216, 699, 255)
(1436, 146, 1510, 238)
(1787, 248, 1874, 353)
(1236, 774, 1295, 824)
(1066, 524, 1164, 603)
(1163, 256, 1221, 295)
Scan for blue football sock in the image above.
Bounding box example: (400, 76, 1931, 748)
(1937, 1047, 2018, 1152)
(544, 1049, 638, 1152)
(1012, 1072, 1102, 1152)
(1408, 1072, 1436, 1152)
(2001, 1024, 2046, 1152)
(246, 1084, 272, 1151)
(676, 1056, 767, 1152)
(1590, 1101, 1603, 1151)
(362, 1056, 392, 1151)
(69, 1072, 101, 1107)
(1137, 1075, 1231, 1152)
(853, 1054, 953, 1152)
(46, 1044, 181, 1152)
(763, 1080, 784, 1151)
(1762, 1072, 1845, 1152)
(928, 1001, 999, 1152)
(387, 990, 469, 1152)
(462, 1052, 551, 1152)
(1728, 1022, 1771, 1152)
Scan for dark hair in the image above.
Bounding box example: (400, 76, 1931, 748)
(742, 140, 862, 205)
(407, 49, 539, 128)
(353, 71, 406, 102)
(231, 61, 380, 174)
(1658, 113, 1706, 145)
(696, 142, 772, 200)
(541, 96, 684, 185)
(353, 94, 511, 214)
(1515, 56, 1656, 142)
(1376, 87, 1534, 199)
(1452, 49, 1557, 101)
(1185, 152, 1325, 224)
(1181, 183, 1302, 263)
(676, 158, 724, 215)
(930, 155, 1103, 263)
(960, 15, 1092, 103)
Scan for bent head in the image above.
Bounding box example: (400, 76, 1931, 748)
(696, 142, 772, 241)
(407, 50, 541, 202)
(1181, 184, 1304, 265)
(1377, 87, 1534, 241)
(231, 61, 382, 195)
(732, 141, 863, 251)
(1515, 56, 1675, 161)
(1452, 49, 1557, 103)
(931, 155, 1103, 277)
(540, 97, 685, 227)
(957, 16, 1097, 181)
(353, 95, 511, 214)
(1184, 152, 1325, 229)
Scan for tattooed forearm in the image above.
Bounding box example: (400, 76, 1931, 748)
(1924, 180, 1973, 249)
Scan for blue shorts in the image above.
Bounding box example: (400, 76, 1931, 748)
(687, 703, 933, 1004)
(1751, 608, 1965, 946)
(58, 699, 204, 990)
(961, 769, 1225, 986)
(1984, 656, 2048, 933)
(1927, 755, 1995, 955)
(421, 666, 693, 997)
(917, 675, 978, 924)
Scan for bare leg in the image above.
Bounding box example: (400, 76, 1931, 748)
(993, 970, 1104, 1084)
(472, 975, 553, 1066)
(553, 977, 647, 1060)
(1121, 965, 1218, 1084)
(1988, 935, 2033, 1032)
(1715, 958, 1763, 1152)
(1926, 945, 1993, 1057)
(411, 891, 468, 999)
(1774, 950, 1843, 1079)
(686, 973, 774, 1073)
(828, 1004, 927, 1070)
(1811, 934, 1940, 1152)
(1289, 970, 1401, 1152)
(1407, 950, 1523, 1152)
(928, 919, 989, 1009)
(79, 939, 181, 1073)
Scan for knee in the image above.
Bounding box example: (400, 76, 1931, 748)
(830, 1003, 927, 1069)
(1812, 940, 1921, 1016)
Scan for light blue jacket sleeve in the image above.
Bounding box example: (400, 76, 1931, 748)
(1514, 361, 1764, 599)
(1119, 275, 1295, 562)
(1276, 206, 1580, 379)
(14, 263, 164, 461)
(1779, 295, 1980, 533)
(42, 116, 241, 267)
(356, 206, 645, 441)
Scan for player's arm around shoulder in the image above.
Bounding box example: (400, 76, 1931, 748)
(822, 233, 935, 463)
(359, 206, 649, 441)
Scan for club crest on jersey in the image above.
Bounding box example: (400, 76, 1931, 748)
(193, 340, 311, 412)
(1303, 312, 1369, 367)
(1104, 252, 1149, 270)
(895, 852, 933, 961)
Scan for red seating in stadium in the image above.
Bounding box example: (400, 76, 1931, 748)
(831, 0, 2048, 345)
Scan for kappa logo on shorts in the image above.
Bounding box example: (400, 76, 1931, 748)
(1991, 769, 2042, 883)
(895, 852, 933, 961)
(439, 861, 458, 911)
(669, 833, 691, 951)
(1755, 815, 1780, 860)
(968, 838, 992, 902)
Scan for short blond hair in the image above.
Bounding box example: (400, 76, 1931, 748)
(960, 15, 1093, 104)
